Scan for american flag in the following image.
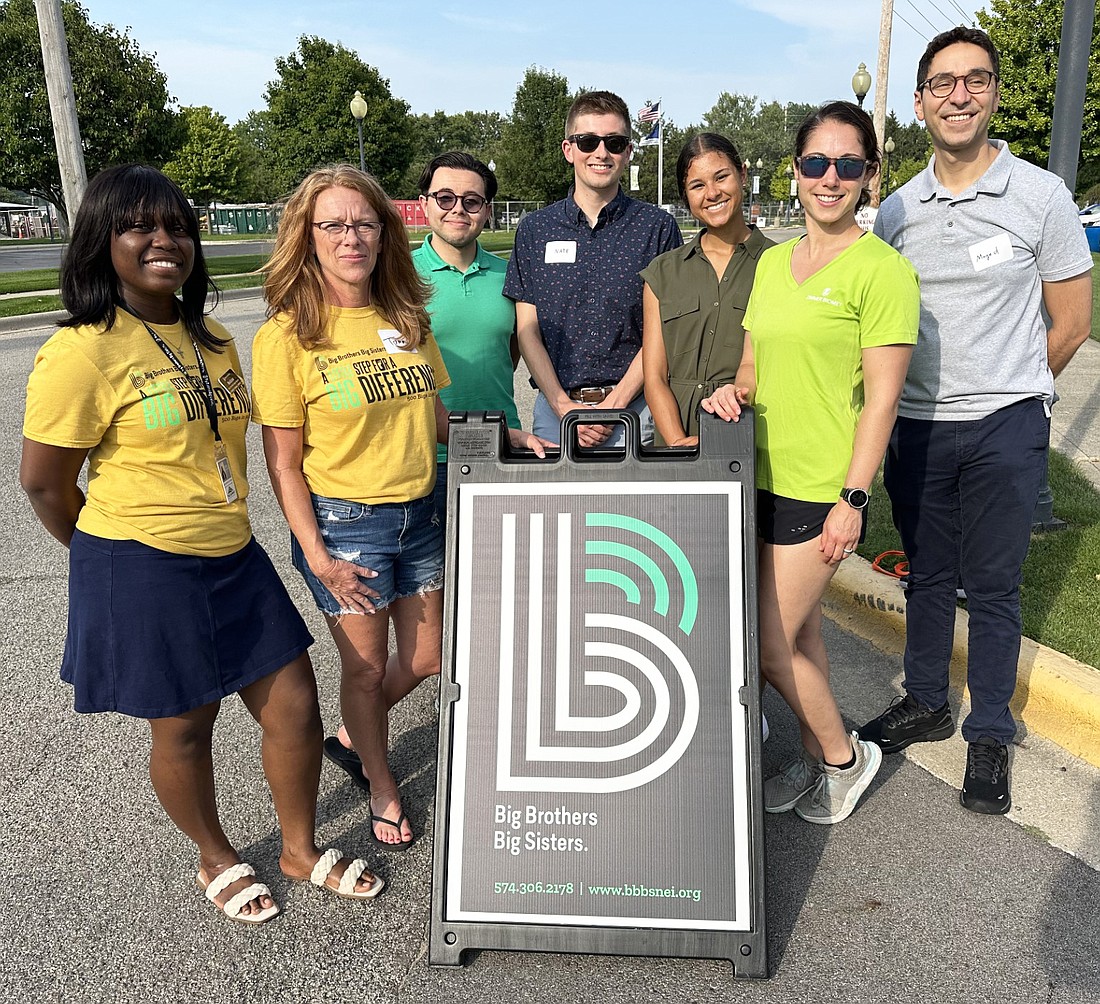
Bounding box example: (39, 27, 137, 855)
(638, 100, 661, 123)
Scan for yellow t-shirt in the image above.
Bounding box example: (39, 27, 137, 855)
(23, 310, 252, 556)
(251, 306, 450, 504)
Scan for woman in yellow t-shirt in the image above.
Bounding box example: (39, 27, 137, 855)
(254, 166, 542, 850)
(21, 165, 384, 924)
(703, 103, 918, 825)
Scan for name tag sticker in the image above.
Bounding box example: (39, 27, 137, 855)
(544, 240, 577, 264)
(968, 233, 1013, 272)
(379, 328, 416, 355)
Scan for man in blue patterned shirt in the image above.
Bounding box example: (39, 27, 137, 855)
(503, 90, 682, 447)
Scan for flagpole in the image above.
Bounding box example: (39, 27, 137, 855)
(656, 99, 664, 207)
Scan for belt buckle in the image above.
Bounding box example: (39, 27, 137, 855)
(571, 385, 610, 404)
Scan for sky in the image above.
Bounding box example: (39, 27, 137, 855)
(78, 0, 982, 130)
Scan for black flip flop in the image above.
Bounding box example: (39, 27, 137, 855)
(370, 809, 415, 851)
(323, 736, 371, 794)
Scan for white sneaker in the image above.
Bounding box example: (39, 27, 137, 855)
(794, 732, 882, 824)
(764, 749, 821, 813)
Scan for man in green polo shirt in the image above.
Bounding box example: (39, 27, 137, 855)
(413, 151, 523, 521)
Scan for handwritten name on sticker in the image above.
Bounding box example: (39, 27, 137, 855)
(968, 233, 1013, 272)
(379, 328, 417, 355)
(544, 240, 577, 264)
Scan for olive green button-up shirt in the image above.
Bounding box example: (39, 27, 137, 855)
(640, 225, 773, 441)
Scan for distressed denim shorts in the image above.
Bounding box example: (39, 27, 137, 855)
(291, 491, 444, 615)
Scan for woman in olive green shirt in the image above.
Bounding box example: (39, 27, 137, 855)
(641, 133, 774, 446)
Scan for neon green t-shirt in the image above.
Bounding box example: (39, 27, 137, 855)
(251, 306, 450, 504)
(743, 233, 919, 502)
(23, 310, 252, 556)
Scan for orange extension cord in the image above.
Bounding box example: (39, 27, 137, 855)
(871, 550, 909, 579)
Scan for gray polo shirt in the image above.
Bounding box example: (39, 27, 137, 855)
(874, 140, 1092, 421)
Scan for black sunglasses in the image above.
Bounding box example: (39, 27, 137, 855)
(567, 133, 631, 155)
(427, 190, 487, 213)
(796, 155, 868, 181)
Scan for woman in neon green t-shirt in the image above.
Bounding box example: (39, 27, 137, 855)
(703, 103, 919, 825)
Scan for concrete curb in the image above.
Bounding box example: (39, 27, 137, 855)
(824, 553, 1100, 769)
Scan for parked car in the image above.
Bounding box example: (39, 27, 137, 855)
(1079, 204, 1100, 225)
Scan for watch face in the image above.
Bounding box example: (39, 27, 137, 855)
(844, 488, 869, 509)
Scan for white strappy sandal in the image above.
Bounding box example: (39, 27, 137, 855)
(197, 862, 280, 925)
(303, 847, 385, 900)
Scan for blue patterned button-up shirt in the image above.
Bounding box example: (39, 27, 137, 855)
(503, 188, 682, 390)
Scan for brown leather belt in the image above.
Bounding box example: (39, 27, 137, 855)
(568, 385, 616, 404)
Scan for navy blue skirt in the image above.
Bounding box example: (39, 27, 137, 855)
(62, 530, 314, 718)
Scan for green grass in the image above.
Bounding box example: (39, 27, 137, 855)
(0, 233, 518, 317)
(858, 448, 1100, 669)
(0, 293, 61, 317)
(0, 268, 62, 295)
(0, 253, 270, 297)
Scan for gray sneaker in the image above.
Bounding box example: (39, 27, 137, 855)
(794, 732, 882, 824)
(764, 749, 821, 813)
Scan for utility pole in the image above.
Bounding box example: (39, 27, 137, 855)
(34, 0, 87, 230)
(1034, 0, 1097, 531)
(870, 0, 894, 206)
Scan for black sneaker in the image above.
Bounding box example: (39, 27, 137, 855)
(857, 693, 954, 753)
(960, 737, 1011, 814)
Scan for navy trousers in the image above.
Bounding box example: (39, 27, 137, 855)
(884, 398, 1049, 743)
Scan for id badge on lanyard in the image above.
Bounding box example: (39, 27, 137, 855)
(142, 319, 239, 503)
(212, 440, 239, 503)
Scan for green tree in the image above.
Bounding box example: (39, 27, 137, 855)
(163, 106, 243, 209)
(769, 155, 796, 201)
(703, 95, 819, 188)
(231, 112, 281, 203)
(402, 109, 506, 194)
(884, 111, 931, 165)
(495, 67, 574, 203)
(262, 36, 413, 196)
(0, 0, 181, 224)
(977, 0, 1100, 190)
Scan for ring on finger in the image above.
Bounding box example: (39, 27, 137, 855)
(842, 547, 855, 554)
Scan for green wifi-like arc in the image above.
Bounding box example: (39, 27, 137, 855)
(583, 513, 698, 635)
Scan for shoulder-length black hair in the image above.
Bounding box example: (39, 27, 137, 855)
(60, 164, 225, 350)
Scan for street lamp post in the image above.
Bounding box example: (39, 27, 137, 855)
(851, 62, 871, 109)
(754, 157, 763, 221)
(349, 90, 368, 172)
(784, 163, 793, 225)
(488, 159, 497, 230)
(883, 137, 895, 198)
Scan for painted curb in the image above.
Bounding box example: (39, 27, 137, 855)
(824, 554, 1100, 769)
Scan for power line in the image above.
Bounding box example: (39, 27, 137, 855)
(947, 1, 975, 24)
(924, 0, 958, 27)
(904, 0, 943, 33)
(894, 7, 930, 41)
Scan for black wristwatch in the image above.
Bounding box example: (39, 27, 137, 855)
(840, 487, 869, 510)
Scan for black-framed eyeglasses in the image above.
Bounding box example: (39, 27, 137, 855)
(918, 69, 998, 98)
(312, 220, 384, 241)
(566, 133, 631, 155)
(796, 156, 868, 181)
(427, 191, 487, 213)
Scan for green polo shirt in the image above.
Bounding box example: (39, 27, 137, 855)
(640, 226, 773, 443)
(413, 234, 521, 462)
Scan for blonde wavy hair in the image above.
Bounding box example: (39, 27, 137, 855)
(264, 165, 432, 349)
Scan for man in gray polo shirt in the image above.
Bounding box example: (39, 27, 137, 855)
(860, 26, 1093, 814)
